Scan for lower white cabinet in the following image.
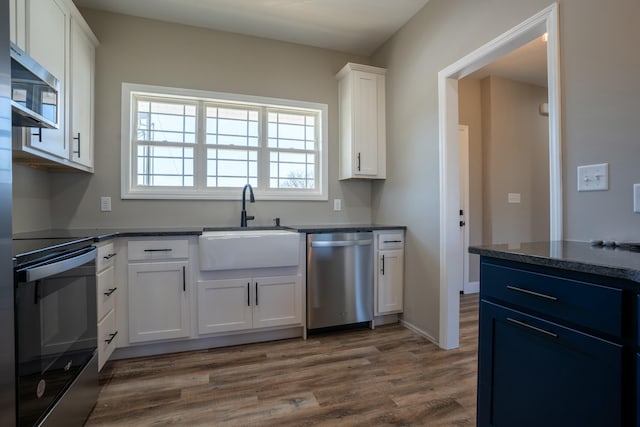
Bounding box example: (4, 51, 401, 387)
(128, 261, 190, 343)
(374, 231, 405, 315)
(198, 275, 302, 335)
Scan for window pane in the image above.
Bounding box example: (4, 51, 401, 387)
(206, 148, 257, 188)
(136, 98, 196, 144)
(267, 110, 316, 151)
(269, 150, 315, 190)
(206, 105, 259, 147)
(136, 145, 194, 187)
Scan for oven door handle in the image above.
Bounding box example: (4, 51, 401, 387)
(23, 247, 97, 282)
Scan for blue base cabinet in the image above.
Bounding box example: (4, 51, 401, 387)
(477, 257, 634, 427)
(478, 301, 622, 427)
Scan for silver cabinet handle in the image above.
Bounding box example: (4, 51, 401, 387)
(144, 248, 173, 252)
(507, 317, 558, 338)
(311, 239, 372, 248)
(506, 285, 559, 301)
(73, 132, 81, 156)
(103, 253, 116, 260)
(383, 240, 402, 244)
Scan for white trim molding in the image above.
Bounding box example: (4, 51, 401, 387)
(437, 3, 562, 349)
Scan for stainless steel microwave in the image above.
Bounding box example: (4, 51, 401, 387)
(10, 42, 60, 129)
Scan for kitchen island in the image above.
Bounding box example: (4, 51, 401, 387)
(470, 241, 640, 427)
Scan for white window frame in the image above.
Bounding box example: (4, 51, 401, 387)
(121, 83, 328, 200)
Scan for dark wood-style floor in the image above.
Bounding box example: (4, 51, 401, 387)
(87, 294, 479, 426)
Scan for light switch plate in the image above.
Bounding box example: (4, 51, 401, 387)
(333, 199, 342, 211)
(577, 163, 609, 191)
(100, 196, 112, 212)
(634, 184, 640, 213)
(508, 193, 521, 204)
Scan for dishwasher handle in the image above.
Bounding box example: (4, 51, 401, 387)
(310, 239, 372, 248)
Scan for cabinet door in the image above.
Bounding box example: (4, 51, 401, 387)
(69, 17, 93, 168)
(352, 71, 379, 176)
(26, 0, 68, 158)
(478, 301, 622, 427)
(377, 249, 404, 314)
(253, 276, 302, 329)
(197, 279, 253, 334)
(128, 261, 190, 343)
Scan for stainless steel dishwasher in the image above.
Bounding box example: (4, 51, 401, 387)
(307, 232, 373, 330)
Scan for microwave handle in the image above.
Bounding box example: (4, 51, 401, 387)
(23, 247, 96, 282)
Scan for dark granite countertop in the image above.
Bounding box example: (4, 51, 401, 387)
(469, 241, 640, 283)
(13, 224, 406, 256)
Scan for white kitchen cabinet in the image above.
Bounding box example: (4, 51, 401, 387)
(197, 275, 302, 335)
(374, 231, 405, 315)
(127, 238, 191, 343)
(95, 241, 119, 371)
(9, 0, 26, 48)
(69, 15, 95, 168)
(336, 63, 386, 180)
(128, 261, 190, 343)
(24, 0, 69, 159)
(12, 0, 98, 172)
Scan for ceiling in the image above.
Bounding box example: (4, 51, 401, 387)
(72, 0, 430, 56)
(466, 36, 548, 87)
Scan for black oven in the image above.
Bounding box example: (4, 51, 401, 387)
(14, 239, 98, 427)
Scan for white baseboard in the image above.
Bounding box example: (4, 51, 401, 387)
(400, 319, 438, 346)
(463, 281, 479, 294)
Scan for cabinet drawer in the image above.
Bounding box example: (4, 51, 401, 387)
(128, 239, 189, 261)
(378, 232, 404, 250)
(96, 242, 117, 272)
(98, 308, 118, 371)
(96, 265, 116, 322)
(481, 261, 623, 337)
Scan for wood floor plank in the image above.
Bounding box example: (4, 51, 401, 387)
(87, 294, 479, 426)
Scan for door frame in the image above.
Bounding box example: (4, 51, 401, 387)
(437, 3, 562, 349)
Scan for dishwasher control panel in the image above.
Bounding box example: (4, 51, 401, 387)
(378, 232, 404, 250)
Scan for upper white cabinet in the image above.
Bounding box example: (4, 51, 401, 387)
(24, 0, 69, 159)
(12, 0, 98, 172)
(69, 16, 95, 168)
(336, 63, 386, 180)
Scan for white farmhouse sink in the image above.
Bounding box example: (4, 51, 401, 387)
(199, 229, 300, 271)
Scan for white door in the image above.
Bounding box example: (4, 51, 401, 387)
(458, 125, 472, 293)
(377, 250, 404, 314)
(128, 261, 190, 342)
(197, 278, 253, 334)
(253, 276, 301, 329)
(353, 71, 379, 176)
(69, 17, 93, 167)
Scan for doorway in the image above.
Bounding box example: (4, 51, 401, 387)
(437, 3, 562, 350)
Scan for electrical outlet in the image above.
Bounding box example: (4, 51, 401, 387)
(333, 199, 342, 211)
(100, 196, 112, 212)
(577, 163, 609, 191)
(508, 193, 521, 204)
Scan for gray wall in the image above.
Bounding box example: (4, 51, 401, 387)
(48, 9, 373, 229)
(12, 165, 52, 233)
(481, 76, 549, 244)
(371, 0, 640, 340)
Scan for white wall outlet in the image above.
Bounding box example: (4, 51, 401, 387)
(508, 193, 521, 204)
(100, 196, 112, 212)
(333, 198, 342, 211)
(634, 184, 640, 213)
(577, 163, 609, 191)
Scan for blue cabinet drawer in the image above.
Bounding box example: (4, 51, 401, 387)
(481, 261, 623, 338)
